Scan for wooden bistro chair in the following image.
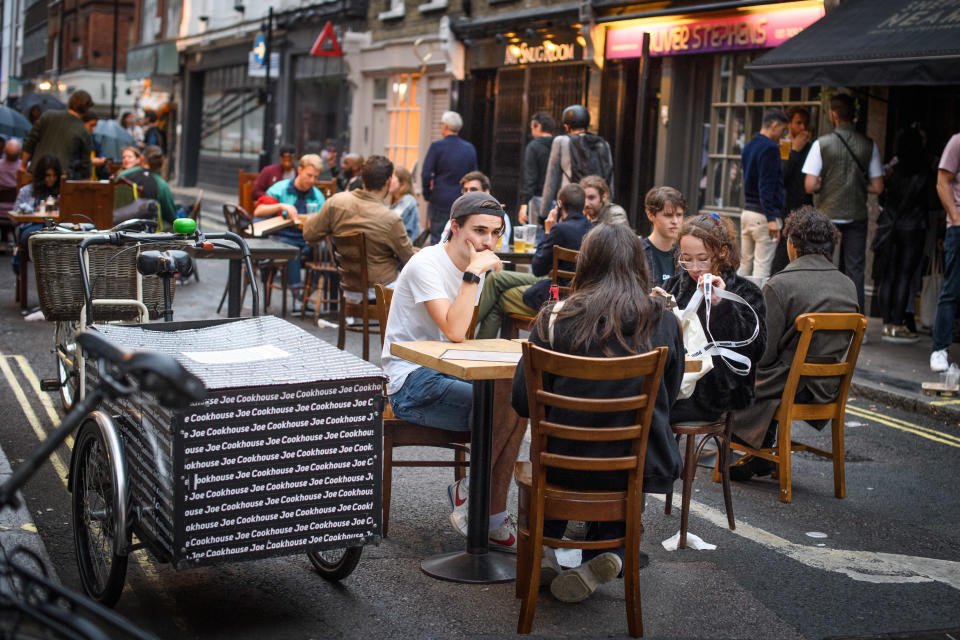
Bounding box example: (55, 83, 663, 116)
(301, 239, 340, 320)
(730, 312, 867, 503)
(665, 413, 735, 549)
(374, 284, 475, 537)
(515, 342, 669, 638)
(507, 245, 578, 338)
(329, 232, 382, 361)
(238, 169, 258, 215)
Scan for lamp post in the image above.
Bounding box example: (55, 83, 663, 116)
(110, 0, 118, 119)
(260, 7, 274, 170)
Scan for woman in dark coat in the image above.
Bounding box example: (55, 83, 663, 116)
(660, 214, 767, 424)
(511, 223, 684, 604)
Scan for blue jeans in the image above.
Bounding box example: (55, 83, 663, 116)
(428, 204, 450, 245)
(933, 226, 960, 351)
(389, 366, 472, 431)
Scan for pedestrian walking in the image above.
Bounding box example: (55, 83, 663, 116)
(739, 109, 788, 279)
(802, 93, 884, 313)
(421, 111, 478, 244)
(930, 131, 960, 372)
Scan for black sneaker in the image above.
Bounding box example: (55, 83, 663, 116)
(729, 456, 775, 482)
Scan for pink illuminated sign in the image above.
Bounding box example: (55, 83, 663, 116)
(605, 5, 824, 60)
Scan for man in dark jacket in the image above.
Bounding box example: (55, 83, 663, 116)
(252, 145, 298, 200)
(731, 206, 858, 480)
(770, 106, 814, 275)
(474, 184, 592, 338)
(739, 109, 787, 279)
(517, 111, 554, 225)
(22, 90, 93, 180)
(421, 111, 478, 244)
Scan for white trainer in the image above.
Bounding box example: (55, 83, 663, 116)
(447, 479, 469, 537)
(931, 349, 950, 373)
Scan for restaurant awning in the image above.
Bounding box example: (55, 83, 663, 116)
(745, 0, 960, 88)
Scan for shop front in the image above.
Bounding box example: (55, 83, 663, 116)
(599, 0, 824, 227)
(463, 33, 594, 216)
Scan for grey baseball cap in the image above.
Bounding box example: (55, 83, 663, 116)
(449, 191, 505, 220)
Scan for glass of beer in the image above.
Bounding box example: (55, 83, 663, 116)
(514, 226, 526, 253)
(779, 138, 791, 160)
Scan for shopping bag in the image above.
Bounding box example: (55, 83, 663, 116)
(919, 247, 944, 330)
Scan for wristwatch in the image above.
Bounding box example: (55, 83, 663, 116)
(462, 271, 481, 284)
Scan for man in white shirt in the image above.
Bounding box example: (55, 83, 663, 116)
(381, 191, 526, 552)
(802, 93, 883, 313)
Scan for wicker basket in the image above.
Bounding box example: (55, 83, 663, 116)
(29, 231, 184, 322)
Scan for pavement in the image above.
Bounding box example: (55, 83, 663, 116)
(1, 183, 956, 602)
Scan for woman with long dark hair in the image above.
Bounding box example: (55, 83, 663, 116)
(511, 223, 684, 603)
(11, 154, 62, 274)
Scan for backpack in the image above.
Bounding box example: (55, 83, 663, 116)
(565, 133, 613, 186)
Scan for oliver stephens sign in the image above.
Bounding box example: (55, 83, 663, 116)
(92, 317, 386, 569)
(605, 2, 824, 60)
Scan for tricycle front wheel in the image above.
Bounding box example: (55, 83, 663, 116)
(55, 320, 80, 411)
(307, 547, 362, 581)
(71, 422, 128, 606)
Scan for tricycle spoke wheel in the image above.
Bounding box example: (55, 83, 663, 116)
(307, 547, 362, 582)
(71, 423, 128, 606)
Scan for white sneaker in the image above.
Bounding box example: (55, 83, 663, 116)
(550, 552, 623, 603)
(931, 349, 950, 373)
(488, 514, 517, 554)
(539, 546, 562, 587)
(447, 479, 469, 536)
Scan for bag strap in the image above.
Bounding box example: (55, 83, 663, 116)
(682, 281, 760, 376)
(547, 300, 566, 348)
(833, 131, 868, 178)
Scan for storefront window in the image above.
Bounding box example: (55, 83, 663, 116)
(200, 65, 264, 161)
(702, 52, 820, 215)
(386, 73, 420, 171)
(293, 55, 348, 157)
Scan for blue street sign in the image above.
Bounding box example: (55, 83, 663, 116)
(252, 33, 266, 66)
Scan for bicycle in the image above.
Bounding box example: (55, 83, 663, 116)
(0, 330, 202, 639)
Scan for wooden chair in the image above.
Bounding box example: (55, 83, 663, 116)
(107, 160, 123, 177)
(16, 169, 31, 191)
(374, 284, 473, 537)
(238, 169, 258, 214)
(730, 313, 867, 503)
(301, 240, 339, 320)
(329, 232, 381, 361)
(507, 245, 579, 338)
(219, 204, 290, 316)
(664, 413, 735, 549)
(60, 178, 115, 229)
(0, 185, 16, 243)
(316, 179, 337, 199)
(514, 341, 668, 638)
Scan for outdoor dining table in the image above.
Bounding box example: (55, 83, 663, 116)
(9, 210, 59, 224)
(189, 237, 299, 317)
(389, 338, 523, 584)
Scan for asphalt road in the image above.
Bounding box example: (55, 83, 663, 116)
(0, 233, 958, 640)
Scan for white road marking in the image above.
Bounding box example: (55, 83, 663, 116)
(650, 493, 960, 590)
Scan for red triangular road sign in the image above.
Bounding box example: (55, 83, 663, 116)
(310, 21, 342, 58)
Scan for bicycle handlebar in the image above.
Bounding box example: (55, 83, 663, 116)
(77, 229, 260, 322)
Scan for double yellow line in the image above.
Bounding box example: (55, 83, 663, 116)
(846, 403, 960, 449)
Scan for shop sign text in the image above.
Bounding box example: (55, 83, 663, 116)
(605, 5, 824, 60)
(505, 42, 577, 65)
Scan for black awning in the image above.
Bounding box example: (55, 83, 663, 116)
(746, 0, 960, 88)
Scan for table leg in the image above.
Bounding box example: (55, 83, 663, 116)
(227, 258, 242, 317)
(420, 379, 516, 584)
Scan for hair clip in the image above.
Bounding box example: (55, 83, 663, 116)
(709, 213, 722, 222)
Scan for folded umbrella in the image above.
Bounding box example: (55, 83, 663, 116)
(0, 105, 32, 139)
(93, 119, 136, 161)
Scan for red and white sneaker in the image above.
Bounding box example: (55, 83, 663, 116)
(447, 479, 469, 537)
(489, 514, 517, 554)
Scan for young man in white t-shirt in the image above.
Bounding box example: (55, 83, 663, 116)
(381, 191, 526, 552)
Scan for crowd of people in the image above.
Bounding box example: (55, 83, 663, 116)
(8, 88, 958, 608)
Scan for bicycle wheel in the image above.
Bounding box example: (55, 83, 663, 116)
(55, 320, 80, 412)
(306, 547, 363, 581)
(71, 423, 128, 607)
